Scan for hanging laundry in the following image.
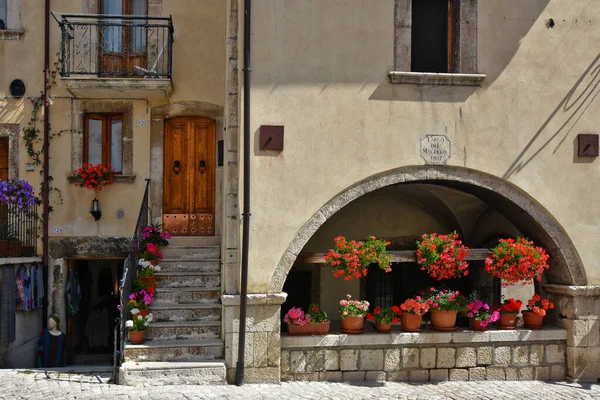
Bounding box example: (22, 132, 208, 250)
(65, 269, 81, 316)
(29, 264, 36, 308)
(15, 266, 31, 311)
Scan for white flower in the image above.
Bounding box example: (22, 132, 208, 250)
(153, 265, 161, 272)
(138, 258, 146, 266)
(144, 321, 149, 327)
(137, 315, 142, 320)
(130, 308, 140, 315)
(126, 320, 134, 328)
(146, 313, 153, 322)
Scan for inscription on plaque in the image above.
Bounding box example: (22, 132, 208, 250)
(420, 135, 451, 165)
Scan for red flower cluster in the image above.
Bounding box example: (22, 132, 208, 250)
(400, 298, 430, 316)
(324, 236, 392, 281)
(485, 238, 550, 286)
(72, 163, 115, 194)
(495, 298, 523, 314)
(526, 294, 554, 316)
(416, 232, 470, 280)
(366, 305, 401, 324)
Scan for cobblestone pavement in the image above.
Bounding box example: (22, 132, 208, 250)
(1, 370, 600, 400)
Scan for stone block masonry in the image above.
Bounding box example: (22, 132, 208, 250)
(281, 328, 567, 382)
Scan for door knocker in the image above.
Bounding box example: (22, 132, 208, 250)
(173, 160, 181, 174)
(199, 160, 207, 174)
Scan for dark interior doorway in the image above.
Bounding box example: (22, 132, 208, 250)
(66, 259, 123, 365)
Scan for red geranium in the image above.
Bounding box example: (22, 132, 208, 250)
(495, 298, 523, 314)
(324, 236, 392, 280)
(366, 304, 401, 324)
(72, 163, 115, 194)
(526, 294, 554, 316)
(485, 238, 550, 287)
(416, 232, 470, 280)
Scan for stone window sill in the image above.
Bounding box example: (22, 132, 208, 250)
(68, 175, 136, 184)
(0, 30, 24, 40)
(388, 71, 486, 87)
(0, 257, 42, 265)
(281, 325, 566, 348)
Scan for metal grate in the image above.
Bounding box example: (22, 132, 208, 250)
(0, 202, 38, 257)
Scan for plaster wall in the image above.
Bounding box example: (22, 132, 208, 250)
(244, 0, 600, 291)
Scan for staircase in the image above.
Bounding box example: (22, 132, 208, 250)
(119, 237, 226, 386)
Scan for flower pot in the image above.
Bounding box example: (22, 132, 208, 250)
(129, 330, 146, 344)
(132, 309, 149, 319)
(287, 322, 330, 336)
(375, 322, 392, 333)
(340, 315, 364, 333)
(499, 312, 519, 330)
(471, 319, 487, 332)
(8, 241, 21, 257)
(149, 259, 159, 266)
(20, 246, 35, 257)
(522, 311, 544, 330)
(430, 310, 459, 331)
(0, 240, 9, 257)
(139, 276, 156, 288)
(400, 313, 422, 332)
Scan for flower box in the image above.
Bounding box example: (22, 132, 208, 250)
(287, 322, 330, 336)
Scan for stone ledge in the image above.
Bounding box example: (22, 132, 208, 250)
(388, 71, 486, 86)
(62, 77, 173, 98)
(0, 257, 42, 265)
(222, 293, 288, 306)
(68, 175, 136, 184)
(543, 284, 600, 297)
(281, 327, 567, 349)
(0, 30, 24, 40)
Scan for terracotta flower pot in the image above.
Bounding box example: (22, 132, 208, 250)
(376, 322, 392, 333)
(287, 322, 330, 336)
(132, 309, 149, 319)
(129, 330, 146, 344)
(149, 259, 159, 266)
(522, 311, 544, 330)
(430, 310, 459, 331)
(139, 275, 157, 288)
(340, 315, 364, 333)
(400, 313, 422, 332)
(471, 319, 487, 331)
(499, 312, 519, 330)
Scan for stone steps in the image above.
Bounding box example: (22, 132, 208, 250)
(155, 272, 221, 288)
(119, 361, 227, 386)
(161, 245, 220, 259)
(146, 321, 221, 341)
(124, 338, 224, 362)
(150, 303, 222, 322)
(168, 236, 221, 247)
(154, 286, 221, 304)
(160, 259, 221, 273)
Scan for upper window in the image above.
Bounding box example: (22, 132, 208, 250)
(411, 0, 453, 73)
(84, 114, 123, 173)
(0, 0, 7, 30)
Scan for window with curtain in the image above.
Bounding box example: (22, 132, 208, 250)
(84, 114, 123, 173)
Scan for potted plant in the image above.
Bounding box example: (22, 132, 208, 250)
(324, 236, 392, 280)
(0, 179, 36, 209)
(141, 223, 171, 248)
(71, 163, 115, 194)
(423, 287, 468, 331)
(140, 242, 163, 265)
(126, 313, 153, 344)
(399, 296, 430, 332)
(128, 287, 155, 318)
(416, 231, 470, 280)
(366, 305, 401, 333)
(284, 304, 330, 336)
(485, 237, 550, 286)
(522, 294, 554, 329)
(495, 298, 522, 330)
(338, 294, 369, 333)
(138, 258, 160, 287)
(465, 299, 500, 331)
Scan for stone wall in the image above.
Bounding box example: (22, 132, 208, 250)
(281, 328, 567, 382)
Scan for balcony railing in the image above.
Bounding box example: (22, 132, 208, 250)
(0, 202, 38, 258)
(53, 13, 173, 78)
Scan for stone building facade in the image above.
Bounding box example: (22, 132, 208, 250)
(0, 0, 599, 385)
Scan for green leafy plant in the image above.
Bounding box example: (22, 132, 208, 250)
(324, 235, 392, 280)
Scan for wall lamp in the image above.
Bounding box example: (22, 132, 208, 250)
(90, 198, 102, 221)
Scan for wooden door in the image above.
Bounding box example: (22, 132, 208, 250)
(0, 137, 8, 181)
(163, 117, 216, 236)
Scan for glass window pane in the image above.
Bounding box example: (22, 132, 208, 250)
(103, 0, 123, 52)
(110, 119, 123, 172)
(130, 0, 147, 53)
(0, 0, 7, 29)
(88, 118, 103, 165)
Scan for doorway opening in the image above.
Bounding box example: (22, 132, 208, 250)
(66, 259, 123, 366)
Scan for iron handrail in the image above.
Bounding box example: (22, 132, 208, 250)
(112, 179, 150, 384)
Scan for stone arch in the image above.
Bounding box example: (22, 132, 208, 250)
(149, 101, 224, 229)
(268, 165, 586, 293)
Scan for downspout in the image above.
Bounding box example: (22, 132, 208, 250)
(42, 0, 51, 324)
(235, 0, 251, 386)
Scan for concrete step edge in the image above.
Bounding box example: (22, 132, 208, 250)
(125, 338, 223, 349)
(120, 360, 226, 371)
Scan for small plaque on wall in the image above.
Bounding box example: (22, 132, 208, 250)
(420, 135, 451, 165)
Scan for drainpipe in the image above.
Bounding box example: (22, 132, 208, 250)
(235, 0, 251, 387)
(42, 0, 51, 324)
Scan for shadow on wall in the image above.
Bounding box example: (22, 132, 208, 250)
(503, 53, 600, 179)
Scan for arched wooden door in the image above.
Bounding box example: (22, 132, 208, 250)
(163, 117, 216, 236)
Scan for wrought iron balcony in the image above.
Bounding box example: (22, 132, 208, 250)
(0, 202, 38, 258)
(53, 13, 173, 79)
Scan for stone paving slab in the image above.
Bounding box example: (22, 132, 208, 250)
(1, 370, 600, 399)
